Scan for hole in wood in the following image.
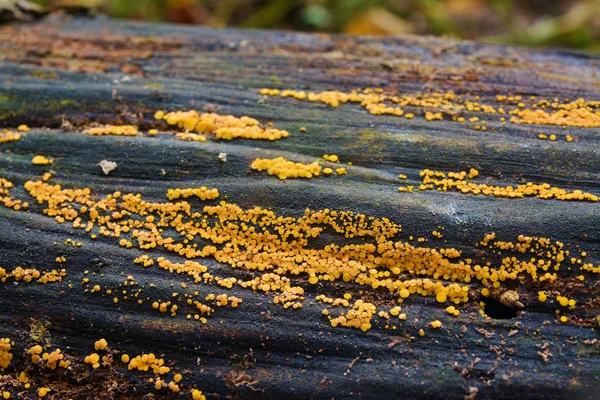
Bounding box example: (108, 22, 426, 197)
(482, 297, 518, 319)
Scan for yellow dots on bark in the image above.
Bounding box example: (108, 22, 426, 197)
(192, 389, 206, 400)
(0, 131, 21, 144)
(435, 292, 447, 303)
(538, 291, 547, 302)
(0, 338, 13, 368)
(32, 155, 53, 165)
(323, 154, 339, 162)
(430, 320, 443, 329)
(419, 329, 425, 337)
(86, 125, 139, 136)
(38, 388, 50, 398)
(84, 353, 101, 368)
(17, 124, 29, 132)
(166, 187, 219, 201)
(95, 338, 108, 351)
(251, 157, 321, 180)
(445, 306, 460, 316)
(121, 354, 130, 363)
(27, 345, 43, 364)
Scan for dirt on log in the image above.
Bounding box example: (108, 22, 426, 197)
(0, 14, 599, 400)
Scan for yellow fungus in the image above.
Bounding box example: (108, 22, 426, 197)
(251, 157, 321, 180)
(95, 338, 108, 351)
(32, 155, 53, 165)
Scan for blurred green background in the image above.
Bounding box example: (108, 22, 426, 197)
(32, 0, 600, 51)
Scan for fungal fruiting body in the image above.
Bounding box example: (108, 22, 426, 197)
(166, 187, 219, 201)
(0, 338, 12, 368)
(154, 110, 289, 141)
(260, 88, 600, 128)
(397, 168, 598, 202)
(31, 155, 53, 165)
(0, 131, 21, 144)
(0, 176, 596, 333)
(86, 125, 139, 136)
(251, 157, 321, 179)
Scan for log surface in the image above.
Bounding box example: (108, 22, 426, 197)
(0, 15, 599, 400)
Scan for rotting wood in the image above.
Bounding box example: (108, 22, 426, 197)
(0, 15, 599, 400)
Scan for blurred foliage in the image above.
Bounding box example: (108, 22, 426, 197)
(32, 0, 600, 51)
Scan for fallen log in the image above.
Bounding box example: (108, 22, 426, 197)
(0, 14, 599, 400)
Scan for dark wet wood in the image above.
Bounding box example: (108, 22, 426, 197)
(0, 15, 599, 400)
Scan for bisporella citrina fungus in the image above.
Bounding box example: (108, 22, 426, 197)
(31, 155, 53, 165)
(260, 88, 600, 128)
(396, 168, 599, 202)
(154, 110, 289, 141)
(0, 130, 21, 144)
(0, 172, 596, 335)
(0, 338, 13, 368)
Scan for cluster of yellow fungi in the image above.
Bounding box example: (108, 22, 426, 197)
(0, 334, 206, 398)
(31, 155, 53, 165)
(0, 339, 12, 369)
(154, 110, 289, 141)
(251, 157, 322, 179)
(86, 125, 139, 136)
(260, 88, 600, 128)
(0, 172, 595, 332)
(0, 130, 21, 144)
(397, 168, 599, 202)
(250, 157, 348, 180)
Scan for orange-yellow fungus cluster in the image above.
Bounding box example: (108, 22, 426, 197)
(398, 168, 599, 202)
(0, 178, 27, 210)
(128, 353, 170, 375)
(1, 175, 596, 332)
(174, 132, 207, 142)
(0, 338, 13, 368)
(94, 339, 108, 351)
(86, 125, 139, 136)
(328, 300, 377, 332)
(510, 98, 600, 128)
(84, 353, 101, 368)
(17, 124, 30, 132)
(0, 265, 65, 285)
(27, 345, 43, 364)
(166, 187, 219, 201)
(430, 320, 443, 329)
(251, 157, 322, 179)
(31, 155, 53, 165)
(322, 154, 339, 162)
(43, 349, 70, 369)
(0, 130, 21, 144)
(155, 110, 289, 141)
(192, 389, 207, 400)
(261, 87, 600, 128)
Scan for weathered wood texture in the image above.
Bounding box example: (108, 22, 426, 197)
(0, 15, 599, 400)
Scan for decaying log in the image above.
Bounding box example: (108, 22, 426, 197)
(0, 14, 599, 400)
